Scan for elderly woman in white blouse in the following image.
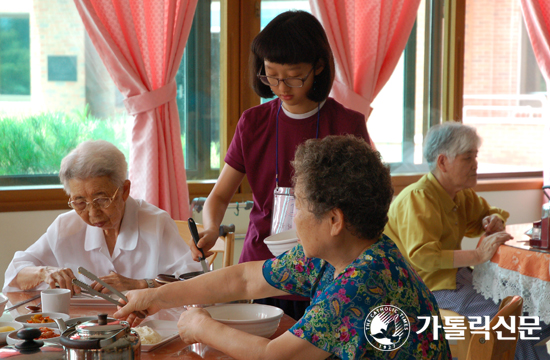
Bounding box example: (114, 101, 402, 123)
(3, 140, 201, 294)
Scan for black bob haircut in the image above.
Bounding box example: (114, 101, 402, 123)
(249, 10, 335, 102)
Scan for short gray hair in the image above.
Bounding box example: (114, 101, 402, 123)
(423, 122, 481, 172)
(59, 140, 127, 194)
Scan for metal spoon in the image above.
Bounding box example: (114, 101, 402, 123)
(25, 302, 41, 313)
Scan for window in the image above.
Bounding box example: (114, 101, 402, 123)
(369, 0, 443, 174)
(0, 14, 30, 96)
(0, 0, 221, 186)
(261, 1, 310, 27)
(178, 0, 221, 181)
(462, 0, 546, 174)
(371, 0, 547, 176)
(0, 1, 130, 187)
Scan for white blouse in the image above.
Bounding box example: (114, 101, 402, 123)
(3, 197, 201, 292)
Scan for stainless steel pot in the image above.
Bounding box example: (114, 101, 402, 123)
(60, 314, 140, 360)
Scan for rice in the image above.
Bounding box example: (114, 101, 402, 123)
(133, 325, 162, 344)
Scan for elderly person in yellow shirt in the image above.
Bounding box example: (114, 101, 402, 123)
(385, 122, 549, 360)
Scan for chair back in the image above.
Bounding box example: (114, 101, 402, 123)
(439, 309, 471, 360)
(174, 220, 235, 268)
(466, 295, 523, 360)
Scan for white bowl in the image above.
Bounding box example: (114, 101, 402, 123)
(14, 312, 70, 328)
(0, 293, 8, 313)
(6, 327, 61, 345)
(264, 229, 299, 256)
(0, 321, 24, 345)
(205, 303, 284, 338)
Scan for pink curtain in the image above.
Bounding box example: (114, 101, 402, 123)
(74, 0, 197, 220)
(309, 0, 421, 121)
(520, 0, 550, 185)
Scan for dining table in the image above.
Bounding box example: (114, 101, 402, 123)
(472, 223, 550, 324)
(1, 291, 297, 359)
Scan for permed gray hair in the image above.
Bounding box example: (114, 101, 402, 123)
(423, 122, 482, 172)
(292, 135, 393, 240)
(59, 140, 128, 195)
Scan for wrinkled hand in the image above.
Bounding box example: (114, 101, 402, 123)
(482, 215, 505, 235)
(42, 266, 80, 295)
(476, 231, 513, 264)
(90, 271, 141, 293)
(177, 307, 212, 346)
(190, 228, 218, 262)
(113, 288, 160, 327)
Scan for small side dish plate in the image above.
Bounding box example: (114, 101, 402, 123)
(134, 319, 179, 352)
(0, 321, 24, 345)
(6, 327, 61, 345)
(14, 312, 70, 328)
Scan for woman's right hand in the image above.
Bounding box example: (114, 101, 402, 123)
(41, 266, 81, 295)
(113, 288, 161, 327)
(190, 228, 219, 262)
(475, 231, 513, 264)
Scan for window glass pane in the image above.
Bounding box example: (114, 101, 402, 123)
(348, 0, 436, 174)
(0, 15, 30, 95)
(1, 0, 222, 187)
(0, 1, 130, 188)
(462, 0, 546, 174)
(261, 0, 310, 27)
(178, 0, 221, 180)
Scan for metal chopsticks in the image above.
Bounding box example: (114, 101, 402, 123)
(71, 279, 147, 319)
(72, 279, 122, 307)
(78, 267, 127, 301)
(3, 294, 41, 312)
(73, 267, 148, 319)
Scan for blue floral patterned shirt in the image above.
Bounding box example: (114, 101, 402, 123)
(262, 235, 451, 359)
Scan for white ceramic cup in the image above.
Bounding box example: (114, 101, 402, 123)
(41, 289, 71, 314)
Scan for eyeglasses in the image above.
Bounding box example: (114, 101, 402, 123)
(257, 65, 314, 88)
(68, 187, 120, 212)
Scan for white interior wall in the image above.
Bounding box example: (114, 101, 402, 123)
(0, 189, 542, 286)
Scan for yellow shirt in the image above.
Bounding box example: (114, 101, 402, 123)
(384, 172, 509, 291)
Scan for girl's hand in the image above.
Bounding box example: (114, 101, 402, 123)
(41, 266, 81, 295)
(190, 228, 218, 262)
(177, 307, 212, 346)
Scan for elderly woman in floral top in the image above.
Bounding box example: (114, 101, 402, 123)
(115, 135, 450, 360)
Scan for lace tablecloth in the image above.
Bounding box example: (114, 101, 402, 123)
(473, 260, 550, 324)
(472, 224, 550, 324)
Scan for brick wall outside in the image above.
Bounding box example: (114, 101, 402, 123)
(0, 0, 120, 118)
(33, 0, 86, 113)
(470, 122, 544, 170)
(464, 0, 521, 96)
(463, 0, 545, 171)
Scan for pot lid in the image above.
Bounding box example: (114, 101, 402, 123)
(74, 314, 126, 336)
(60, 314, 131, 350)
(0, 328, 65, 360)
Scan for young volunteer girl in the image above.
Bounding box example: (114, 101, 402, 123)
(193, 10, 371, 319)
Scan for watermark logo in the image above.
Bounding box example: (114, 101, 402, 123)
(364, 305, 410, 351)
